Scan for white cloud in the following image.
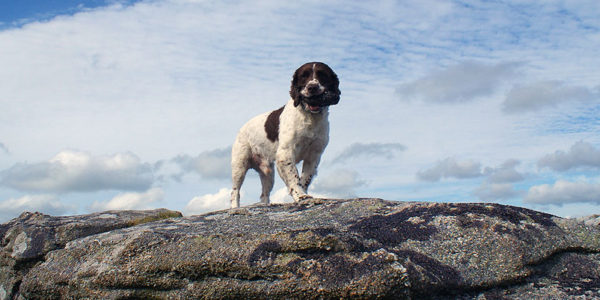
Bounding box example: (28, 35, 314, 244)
(185, 187, 230, 215)
(417, 157, 482, 182)
(89, 187, 164, 211)
(473, 183, 520, 202)
(396, 61, 520, 103)
(502, 81, 596, 113)
(271, 187, 293, 204)
(310, 169, 367, 198)
(538, 141, 600, 172)
(473, 159, 525, 202)
(1, 150, 153, 193)
(483, 159, 524, 183)
(524, 179, 600, 205)
(331, 142, 405, 164)
(0, 194, 72, 222)
(170, 147, 231, 180)
(0, 142, 8, 154)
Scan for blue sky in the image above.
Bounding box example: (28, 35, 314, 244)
(0, 0, 139, 28)
(1, 0, 600, 222)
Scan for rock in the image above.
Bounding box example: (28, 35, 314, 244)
(3, 199, 600, 299)
(0, 209, 182, 300)
(576, 214, 600, 227)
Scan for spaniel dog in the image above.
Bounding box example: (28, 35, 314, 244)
(230, 62, 341, 208)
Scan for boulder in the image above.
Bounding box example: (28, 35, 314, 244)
(3, 199, 600, 299)
(0, 209, 182, 300)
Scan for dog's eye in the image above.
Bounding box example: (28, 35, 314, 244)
(317, 71, 329, 81)
(301, 71, 311, 78)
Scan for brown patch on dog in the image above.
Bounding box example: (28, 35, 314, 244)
(264, 106, 284, 142)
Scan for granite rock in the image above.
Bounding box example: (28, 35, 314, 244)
(0, 209, 182, 300)
(3, 199, 600, 299)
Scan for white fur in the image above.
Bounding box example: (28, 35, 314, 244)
(230, 99, 329, 208)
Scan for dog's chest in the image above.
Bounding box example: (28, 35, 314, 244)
(280, 107, 328, 142)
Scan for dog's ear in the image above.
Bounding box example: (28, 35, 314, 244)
(328, 70, 341, 105)
(290, 68, 302, 107)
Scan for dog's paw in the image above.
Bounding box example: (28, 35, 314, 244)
(297, 194, 313, 201)
(295, 196, 329, 207)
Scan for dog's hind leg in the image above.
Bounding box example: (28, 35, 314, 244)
(231, 167, 247, 209)
(231, 142, 250, 208)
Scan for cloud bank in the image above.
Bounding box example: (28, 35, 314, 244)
(474, 159, 525, 202)
(185, 188, 230, 215)
(1, 151, 154, 193)
(503, 81, 597, 113)
(396, 61, 520, 103)
(311, 169, 367, 198)
(89, 187, 164, 211)
(170, 147, 231, 180)
(417, 157, 483, 182)
(332, 142, 406, 164)
(538, 141, 600, 172)
(0, 142, 8, 154)
(0, 194, 72, 221)
(525, 180, 600, 205)
(483, 159, 524, 184)
(474, 183, 520, 202)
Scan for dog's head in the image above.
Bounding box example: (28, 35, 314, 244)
(290, 62, 340, 114)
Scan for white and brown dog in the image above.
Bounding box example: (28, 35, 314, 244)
(230, 62, 341, 208)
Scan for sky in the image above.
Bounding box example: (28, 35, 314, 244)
(1, 0, 599, 222)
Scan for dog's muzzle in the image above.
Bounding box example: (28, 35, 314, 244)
(300, 90, 339, 113)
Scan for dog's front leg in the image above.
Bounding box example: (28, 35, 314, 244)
(275, 147, 309, 202)
(299, 149, 323, 192)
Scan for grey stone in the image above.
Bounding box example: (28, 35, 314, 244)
(0, 209, 182, 300)
(575, 214, 600, 227)
(4, 199, 600, 299)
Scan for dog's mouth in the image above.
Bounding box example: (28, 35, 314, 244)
(301, 94, 329, 113)
(300, 91, 337, 113)
(295, 89, 339, 114)
(304, 103, 324, 113)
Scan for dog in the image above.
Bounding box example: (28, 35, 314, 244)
(230, 62, 341, 208)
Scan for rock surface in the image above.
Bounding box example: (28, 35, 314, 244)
(0, 209, 182, 300)
(2, 198, 600, 299)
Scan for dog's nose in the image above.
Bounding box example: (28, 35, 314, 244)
(307, 83, 320, 94)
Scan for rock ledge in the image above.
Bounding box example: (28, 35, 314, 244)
(2, 199, 600, 299)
